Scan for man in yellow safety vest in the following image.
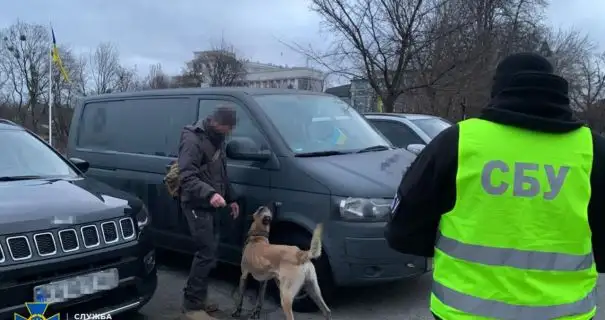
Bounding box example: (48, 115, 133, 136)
(385, 52, 604, 320)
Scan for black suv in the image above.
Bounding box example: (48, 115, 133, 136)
(0, 119, 156, 318)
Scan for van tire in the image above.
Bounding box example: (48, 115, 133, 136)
(270, 228, 335, 313)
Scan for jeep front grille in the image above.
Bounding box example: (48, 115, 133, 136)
(81, 225, 100, 248)
(119, 218, 135, 239)
(0, 217, 137, 263)
(7, 236, 32, 260)
(101, 221, 118, 243)
(34, 233, 57, 256)
(58, 229, 79, 252)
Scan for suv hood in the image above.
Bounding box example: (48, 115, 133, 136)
(295, 148, 415, 198)
(0, 178, 141, 234)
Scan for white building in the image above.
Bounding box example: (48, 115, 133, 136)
(187, 51, 325, 92)
(240, 61, 325, 92)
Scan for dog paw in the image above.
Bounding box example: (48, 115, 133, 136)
(231, 309, 241, 318)
(248, 309, 261, 319)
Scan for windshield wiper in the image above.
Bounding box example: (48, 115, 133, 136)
(295, 150, 351, 157)
(357, 145, 391, 153)
(0, 175, 44, 181)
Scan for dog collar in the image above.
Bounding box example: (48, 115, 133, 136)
(246, 230, 269, 244)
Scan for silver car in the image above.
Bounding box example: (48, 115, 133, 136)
(364, 113, 452, 154)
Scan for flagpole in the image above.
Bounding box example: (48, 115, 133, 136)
(48, 25, 53, 147)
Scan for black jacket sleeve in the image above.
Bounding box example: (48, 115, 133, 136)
(178, 129, 216, 203)
(589, 133, 605, 272)
(385, 125, 459, 257)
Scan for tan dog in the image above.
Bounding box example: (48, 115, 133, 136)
(232, 206, 331, 320)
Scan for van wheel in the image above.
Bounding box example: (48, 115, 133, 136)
(270, 229, 335, 313)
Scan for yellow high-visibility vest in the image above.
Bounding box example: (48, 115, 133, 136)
(431, 118, 597, 320)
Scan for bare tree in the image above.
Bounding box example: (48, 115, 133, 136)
(205, 38, 246, 86)
(181, 38, 246, 87)
(297, 0, 479, 112)
(565, 53, 605, 129)
(113, 65, 141, 93)
(72, 53, 89, 96)
(177, 57, 205, 88)
(0, 21, 50, 128)
(144, 63, 171, 89)
(89, 42, 120, 94)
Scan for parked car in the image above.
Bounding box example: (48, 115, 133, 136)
(0, 119, 156, 318)
(365, 112, 452, 154)
(67, 88, 429, 312)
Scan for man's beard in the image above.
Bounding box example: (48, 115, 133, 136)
(207, 125, 226, 145)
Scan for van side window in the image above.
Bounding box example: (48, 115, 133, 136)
(78, 98, 193, 157)
(198, 99, 268, 150)
(369, 119, 424, 148)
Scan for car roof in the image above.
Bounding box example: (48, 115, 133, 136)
(80, 87, 331, 103)
(364, 112, 438, 120)
(0, 119, 22, 130)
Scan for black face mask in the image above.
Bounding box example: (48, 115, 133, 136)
(203, 120, 226, 145)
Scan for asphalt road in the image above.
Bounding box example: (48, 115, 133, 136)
(128, 251, 605, 320)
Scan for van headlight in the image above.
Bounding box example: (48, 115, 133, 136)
(136, 204, 151, 228)
(339, 197, 391, 221)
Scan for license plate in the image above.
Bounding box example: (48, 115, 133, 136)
(33, 268, 119, 304)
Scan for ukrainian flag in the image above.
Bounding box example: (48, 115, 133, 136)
(51, 27, 70, 83)
(331, 127, 347, 145)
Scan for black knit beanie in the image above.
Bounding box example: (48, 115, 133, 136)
(490, 52, 568, 99)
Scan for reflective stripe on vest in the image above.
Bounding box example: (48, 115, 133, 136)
(430, 119, 597, 320)
(433, 281, 597, 320)
(436, 232, 594, 271)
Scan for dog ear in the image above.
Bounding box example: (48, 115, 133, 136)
(265, 202, 275, 213)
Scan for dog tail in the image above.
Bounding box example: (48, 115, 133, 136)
(308, 223, 323, 259)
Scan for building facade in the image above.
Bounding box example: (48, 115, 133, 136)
(186, 51, 326, 92)
(239, 61, 325, 92)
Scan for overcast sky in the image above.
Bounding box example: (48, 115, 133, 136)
(0, 0, 602, 76)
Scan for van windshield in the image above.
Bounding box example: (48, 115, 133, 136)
(253, 94, 390, 154)
(0, 130, 78, 180)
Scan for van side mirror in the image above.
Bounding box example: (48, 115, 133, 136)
(226, 137, 271, 161)
(406, 144, 426, 155)
(69, 157, 90, 173)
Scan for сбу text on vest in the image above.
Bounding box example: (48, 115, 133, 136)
(430, 118, 597, 320)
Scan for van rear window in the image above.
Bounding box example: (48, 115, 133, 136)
(77, 97, 193, 157)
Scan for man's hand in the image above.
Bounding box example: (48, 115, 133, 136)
(229, 202, 240, 219)
(210, 193, 226, 208)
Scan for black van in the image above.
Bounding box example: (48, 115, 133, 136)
(67, 88, 428, 311)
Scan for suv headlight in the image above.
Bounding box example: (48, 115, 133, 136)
(136, 204, 150, 228)
(339, 197, 391, 221)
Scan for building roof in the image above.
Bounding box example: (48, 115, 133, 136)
(325, 84, 351, 98)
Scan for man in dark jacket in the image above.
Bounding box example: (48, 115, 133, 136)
(178, 106, 239, 319)
(386, 53, 605, 319)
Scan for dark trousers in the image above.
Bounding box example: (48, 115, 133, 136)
(182, 206, 219, 310)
